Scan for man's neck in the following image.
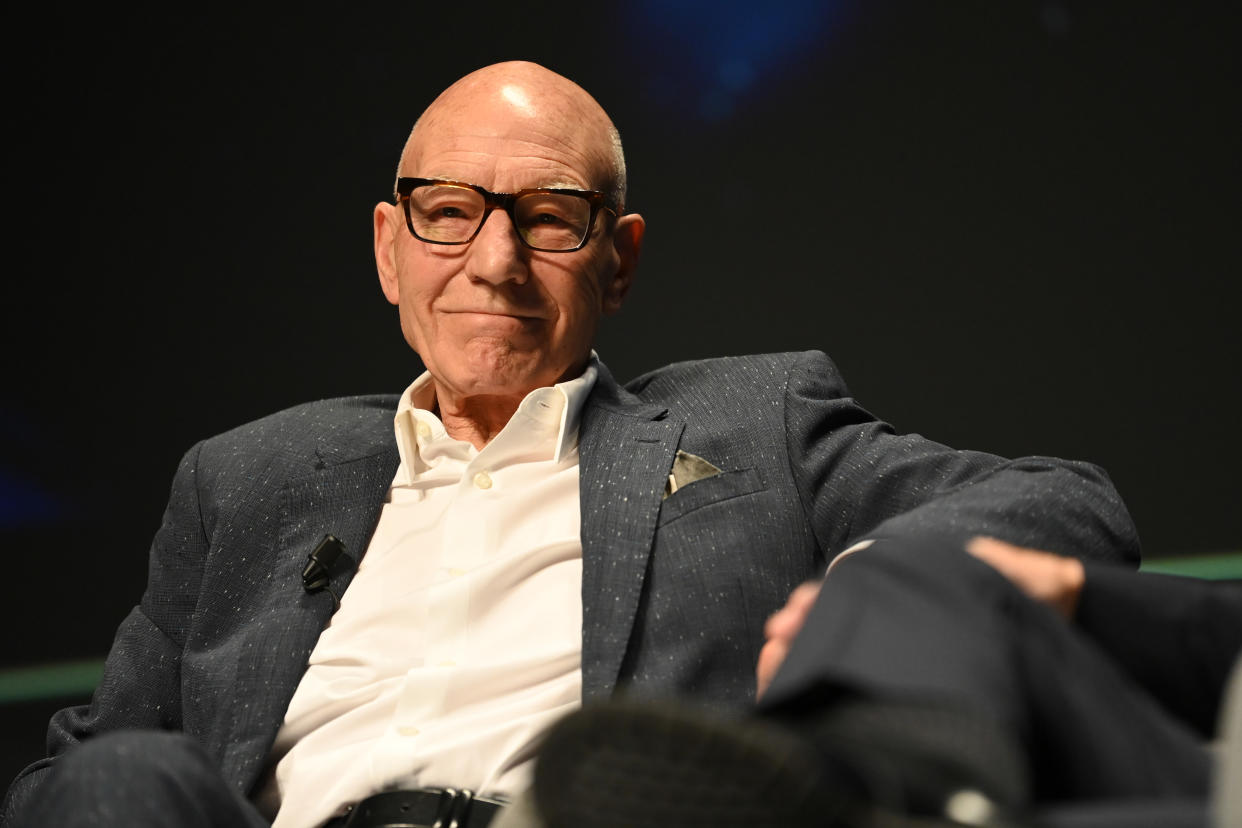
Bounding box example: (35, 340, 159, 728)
(422, 355, 596, 451)
(434, 392, 528, 450)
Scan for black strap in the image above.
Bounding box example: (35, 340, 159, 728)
(331, 788, 503, 828)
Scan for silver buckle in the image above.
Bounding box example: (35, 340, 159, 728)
(432, 788, 476, 828)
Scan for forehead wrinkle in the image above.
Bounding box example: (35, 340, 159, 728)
(522, 125, 605, 174)
(413, 137, 601, 192)
(495, 133, 612, 193)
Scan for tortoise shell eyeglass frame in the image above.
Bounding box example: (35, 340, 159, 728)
(394, 177, 620, 253)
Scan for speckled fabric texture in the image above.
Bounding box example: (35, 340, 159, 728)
(4, 351, 1137, 821)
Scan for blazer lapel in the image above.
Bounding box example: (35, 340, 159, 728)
(221, 433, 400, 793)
(578, 366, 683, 700)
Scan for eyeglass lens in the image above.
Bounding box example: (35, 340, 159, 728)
(407, 184, 593, 250)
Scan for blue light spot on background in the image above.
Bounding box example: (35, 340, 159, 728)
(623, 0, 854, 123)
(0, 407, 66, 528)
(0, 468, 63, 528)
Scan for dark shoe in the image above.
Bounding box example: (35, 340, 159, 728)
(533, 699, 1018, 828)
(794, 697, 1031, 825)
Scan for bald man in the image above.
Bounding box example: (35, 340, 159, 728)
(4, 62, 1137, 828)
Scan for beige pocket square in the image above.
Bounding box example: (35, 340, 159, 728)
(663, 450, 722, 499)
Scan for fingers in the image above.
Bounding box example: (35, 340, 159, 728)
(763, 580, 823, 639)
(755, 638, 789, 700)
(966, 536, 1038, 565)
(756, 579, 823, 700)
(967, 536, 1084, 619)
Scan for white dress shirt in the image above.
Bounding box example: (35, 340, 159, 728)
(259, 360, 598, 828)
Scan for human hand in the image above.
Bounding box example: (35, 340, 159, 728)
(966, 536, 1085, 619)
(756, 579, 823, 700)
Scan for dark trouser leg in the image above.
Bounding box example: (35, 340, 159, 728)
(757, 538, 1211, 801)
(14, 730, 270, 828)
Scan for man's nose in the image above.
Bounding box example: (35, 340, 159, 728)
(463, 208, 529, 286)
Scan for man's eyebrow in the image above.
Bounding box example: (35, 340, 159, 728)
(540, 181, 592, 192)
(418, 176, 591, 193)
(488, 179, 592, 192)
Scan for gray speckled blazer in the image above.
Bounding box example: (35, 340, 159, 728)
(5, 351, 1138, 812)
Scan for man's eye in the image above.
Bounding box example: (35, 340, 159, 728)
(533, 212, 566, 225)
(436, 206, 467, 219)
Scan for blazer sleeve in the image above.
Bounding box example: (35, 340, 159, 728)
(1075, 563, 1242, 737)
(2, 442, 208, 822)
(782, 351, 1140, 566)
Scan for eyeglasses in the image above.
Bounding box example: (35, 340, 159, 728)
(395, 177, 617, 253)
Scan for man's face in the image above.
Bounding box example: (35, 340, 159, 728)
(374, 86, 643, 405)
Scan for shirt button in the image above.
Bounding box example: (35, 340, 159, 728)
(416, 421, 431, 439)
(448, 567, 466, 577)
(473, 471, 493, 490)
(398, 726, 420, 737)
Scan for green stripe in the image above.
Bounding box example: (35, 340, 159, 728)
(0, 658, 104, 704)
(1141, 551, 1242, 580)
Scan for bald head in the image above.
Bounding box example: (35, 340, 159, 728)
(397, 61, 627, 210)
(373, 61, 647, 437)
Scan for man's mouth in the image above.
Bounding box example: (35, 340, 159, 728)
(443, 309, 546, 321)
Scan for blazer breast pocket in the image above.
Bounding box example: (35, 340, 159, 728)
(656, 467, 765, 527)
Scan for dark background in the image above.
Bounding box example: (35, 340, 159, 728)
(3, 0, 1238, 783)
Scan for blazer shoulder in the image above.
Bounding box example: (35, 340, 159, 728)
(195, 394, 400, 474)
(623, 351, 846, 400)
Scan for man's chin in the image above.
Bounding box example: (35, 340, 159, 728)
(437, 348, 564, 400)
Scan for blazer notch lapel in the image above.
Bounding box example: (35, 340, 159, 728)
(579, 404, 684, 700)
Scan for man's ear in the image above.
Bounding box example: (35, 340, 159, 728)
(374, 202, 401, 306)
(602, 212, 645, 314)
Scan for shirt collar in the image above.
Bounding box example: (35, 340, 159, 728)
(393, 353, 600, 481)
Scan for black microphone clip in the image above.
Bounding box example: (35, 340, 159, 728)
(302, 534, 356, 604)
